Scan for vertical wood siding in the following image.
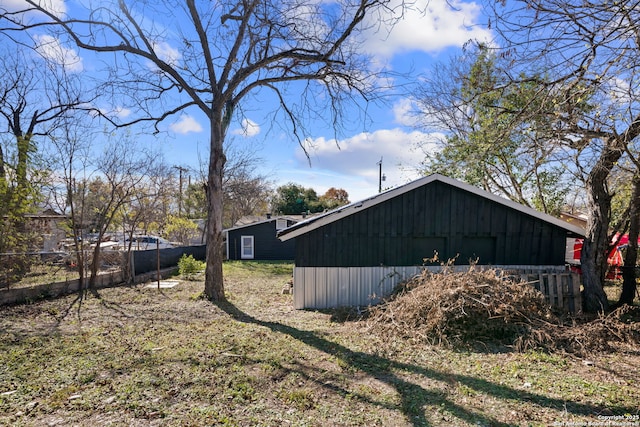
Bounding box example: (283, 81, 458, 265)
(295, 181, 569, 267)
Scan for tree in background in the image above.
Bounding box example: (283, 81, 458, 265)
(319, 188, 350, 210)
(222, 144, 271, 228)
(183, 182, 207, 220)
(415, 45, 573, 216)
(48, 124, 164, 292)
(272, 183, 318, 215)
(1, 0, 402, 301)
(0, 44, 87, 285)
(164, 215, 199, 246)
(272, 184, 349, 214)
(179, 143, 272, 229)
(120, 164, 175, 240)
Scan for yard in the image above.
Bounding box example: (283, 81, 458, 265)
(0, 261, 638, 426)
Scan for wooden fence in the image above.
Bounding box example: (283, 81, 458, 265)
(511, 268, 582, 313)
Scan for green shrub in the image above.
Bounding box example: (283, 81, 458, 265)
(178, 254, 205, 280)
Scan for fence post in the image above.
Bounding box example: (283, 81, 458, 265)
(130, 251, 135, 283)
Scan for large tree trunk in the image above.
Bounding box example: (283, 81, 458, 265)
(89, 243, 102, 290)
(619, 175, 640, 306)
(204, 120, 226, 301)
(581, 143, 624, 312)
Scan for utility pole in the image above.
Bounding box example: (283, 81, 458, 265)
(377, 158, 386, 193)
(174, 166, 188, 216)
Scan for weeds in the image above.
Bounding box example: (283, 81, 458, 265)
(0, 261, 637, 426)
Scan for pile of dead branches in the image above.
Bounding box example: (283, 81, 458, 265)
(366, 267, 554, 348)
(365, 267, 640, 354)
(547, 305, 640, 354)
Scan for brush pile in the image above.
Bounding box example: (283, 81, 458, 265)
(550, 305, 640, 354)
(365, 267, 640, 354)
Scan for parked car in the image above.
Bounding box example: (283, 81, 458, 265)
(124, 235, 174, 250)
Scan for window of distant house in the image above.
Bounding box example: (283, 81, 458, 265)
(241, 236, 254, 259)
(276, 219, 287, 230)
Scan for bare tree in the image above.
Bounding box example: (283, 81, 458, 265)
(121, 163, 174, 236)
(480, 0, 640, 312)
(0, 43, 88, 283)
(1, 0, 400, 300)
(84, 138, 163, 290)
(48, 121, 164, 292)
(46, 113, 93, 291)
(222, 143, 272, 227)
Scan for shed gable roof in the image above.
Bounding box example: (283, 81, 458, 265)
(277, 174, 585, 241)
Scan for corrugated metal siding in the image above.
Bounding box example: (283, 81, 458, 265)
(293, 265, 578, 311)
(293, 266, 422, 309)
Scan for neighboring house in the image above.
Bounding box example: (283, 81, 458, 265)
(225, 216, 297, 260)
(278, 174, 585, 309)
(560, 211, 588, 265)
(24, 209, 67, 252)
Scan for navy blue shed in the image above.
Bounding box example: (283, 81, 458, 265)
(225, 217, 297, 261)
(277, 174, 585, 309)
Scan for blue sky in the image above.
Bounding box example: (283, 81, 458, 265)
(4, 0, 493, 203)
(173, 0, 492, 201)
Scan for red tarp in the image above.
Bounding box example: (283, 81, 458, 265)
(571, 234, 639, 279)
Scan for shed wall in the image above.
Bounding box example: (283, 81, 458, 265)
(294, 181, 569, 267)
(227, 220, 295, 260)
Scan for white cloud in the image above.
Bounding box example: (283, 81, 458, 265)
(95, 106, 131, 120)
(361, 0, 492, 58)
(607, 77, 633, 105)
(393, 98, 422, 127)
(2, 0, 66, 18)
(113, 107, 131, 119)
(291, 128, 442, 200)
(34, 34, 83, 72)
(152, 41, 181, 67)
(232, 118, 261, 137)
(37, 0, 65, 15)
(170, 115, 203, 134)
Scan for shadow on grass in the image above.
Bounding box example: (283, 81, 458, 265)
(217, 300, 636, 427)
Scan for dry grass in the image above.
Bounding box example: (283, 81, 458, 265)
(0, 261, 638, 427)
